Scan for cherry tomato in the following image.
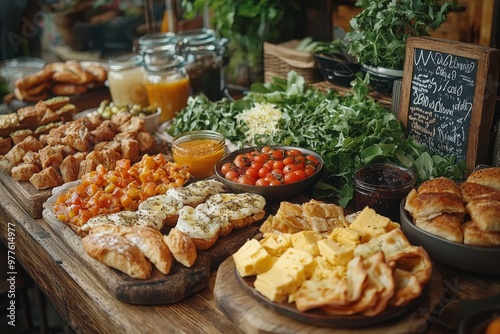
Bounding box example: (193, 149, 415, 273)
(293, 169, 306, 180)
(283, 157, 295, 166)
(261, 146, 272, 154)
(258, 167, 271, 179)
(225, 170, 239, 182)
(284, 172, 300, 184)
(255, 178, 270, 186)
(283, 164, 296, 174)
(263, 160, 274, 171)
(306, 155, 319, 166)
(287, 149, 302, 157)
(237, 174, 256, 185)
(253, 153, 267, 164)
(269, 179, 282, 186)
(251, 161, 263, 171)
(245, 167, 259, 180)
(273, 160, 284, 170)
(305, 166, 316, 177)
(271, 149, 285, 160)
(221, 162, 234, 175)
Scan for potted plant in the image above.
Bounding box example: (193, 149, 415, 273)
(312, 27, 360, 87)
(345, 0, 452, 95)
(181, 0, 301, 88)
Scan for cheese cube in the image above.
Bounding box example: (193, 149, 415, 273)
(311, 256, 347, 281)
(254, 268, 296, 303)
(330, 228, 362, 248)
(232, 239, 274, 277)
(317, 239, 354, 266)
(275, 247, 316, 280)
(290, 231, 323, 257)
(259, 233, 292, 257)
(350, 206, 391, 230)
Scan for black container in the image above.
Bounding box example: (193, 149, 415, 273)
(314, 53, 360, 87)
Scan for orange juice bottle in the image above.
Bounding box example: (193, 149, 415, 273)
(144, 53, 191, 123)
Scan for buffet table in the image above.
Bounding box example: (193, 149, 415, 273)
(1, 179, 499, 334)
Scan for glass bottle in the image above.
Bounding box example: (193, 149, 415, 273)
(177, 28, 227, 101)
(143, 52, 191, 123)
(107, 54, 148, 107)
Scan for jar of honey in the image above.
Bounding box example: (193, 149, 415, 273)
(143, 52, 190, 123)
(353, 163, 416, 222)
(108, 54, 149, 107)
(172, 130, 226, 179)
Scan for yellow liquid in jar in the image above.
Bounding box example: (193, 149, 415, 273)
(108, 66, 149, 107)
(172, 138, 225, 179)
(144, 77, 190, 123)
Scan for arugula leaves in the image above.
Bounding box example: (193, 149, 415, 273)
(167, 71, 465, 206)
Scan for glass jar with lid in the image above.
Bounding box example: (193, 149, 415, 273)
(143, 51, 191, 123)
(137, 32, 178, 55)
(107, 54, 149, 107)
(177, 28, 227, 101)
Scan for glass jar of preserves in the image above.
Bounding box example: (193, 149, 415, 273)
(143, 52, 191, 123)
(172, 130, 226, 179)
(177, 29, 227, 101)
(353, 163, 416, 222)
(107, 54, 149, 107)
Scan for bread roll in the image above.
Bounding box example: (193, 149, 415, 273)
(82, 232, 152, 279)
(163, 228, 197, 268)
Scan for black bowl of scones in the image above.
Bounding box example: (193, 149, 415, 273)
(400, 167, 500, 274)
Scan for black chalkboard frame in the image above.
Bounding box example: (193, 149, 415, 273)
(400, 36, 500, 174)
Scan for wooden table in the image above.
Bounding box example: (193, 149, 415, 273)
(1, 184, 499, 334)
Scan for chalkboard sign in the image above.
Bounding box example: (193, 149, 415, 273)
(400, 37, 500, 173)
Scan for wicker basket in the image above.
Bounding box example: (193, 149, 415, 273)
(263, 40, 322, 84)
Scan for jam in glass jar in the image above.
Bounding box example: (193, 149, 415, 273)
(353, 163, 416, 222)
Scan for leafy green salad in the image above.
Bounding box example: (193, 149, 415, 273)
(167, 72, 465, 207)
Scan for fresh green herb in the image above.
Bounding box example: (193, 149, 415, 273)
(167, 71, 465, 206)
(346, 0, 453, 70)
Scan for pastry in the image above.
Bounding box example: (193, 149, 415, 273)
(467, 167, 500, 190)
(415, 213, 463, 243)
(466, 192, 500, 232)
(163, 228, 197, 268)
(460, 181, 499, 203)
(462, 221, 500, 247)
(175, 206, 220, 250)
(82, 232, 152, 279)
(90, 226, 173, 275)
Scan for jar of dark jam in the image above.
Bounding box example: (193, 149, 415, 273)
(177, 29, 227, 101)
(353, 163, 416, 222)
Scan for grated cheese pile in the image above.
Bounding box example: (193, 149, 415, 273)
(236, 102, 282, 146)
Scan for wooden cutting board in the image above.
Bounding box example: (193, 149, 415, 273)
(0, 171, 51, 219)
(214, 257, 444, 333)
(42, 197, 261, 305)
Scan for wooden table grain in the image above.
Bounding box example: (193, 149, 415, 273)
(0, 184, 499, 334)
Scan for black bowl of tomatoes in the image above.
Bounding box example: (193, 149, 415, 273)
(214, 146, 324, 202)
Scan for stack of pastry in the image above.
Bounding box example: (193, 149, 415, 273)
(404, 167, 500, 246)
(12, 60, 107, 102)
